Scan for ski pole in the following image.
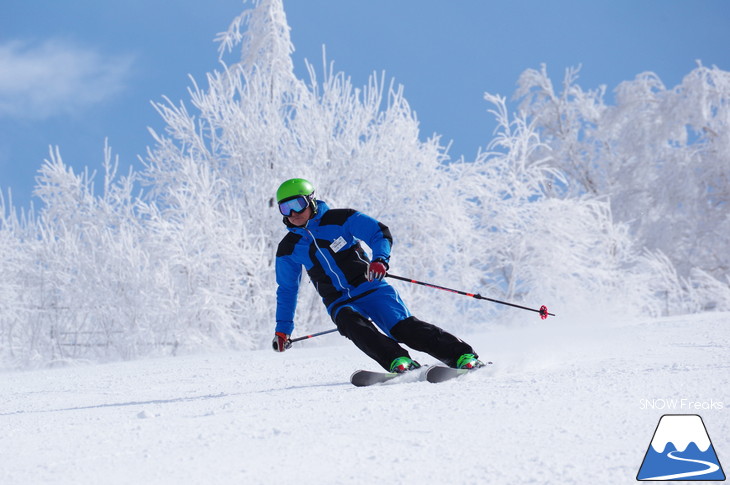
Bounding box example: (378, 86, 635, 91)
(386, 273, 555, 320)
(289, 328, 338, 344)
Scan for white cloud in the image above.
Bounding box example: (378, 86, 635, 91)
(0, 39, 134, 120)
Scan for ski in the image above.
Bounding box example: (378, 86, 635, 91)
(351, 362, 491, 386)
(350, 366, 428, 387)
(425, 362, 492, 383)
(350, 369, 400, 387)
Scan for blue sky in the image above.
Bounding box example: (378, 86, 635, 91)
(1, 0, 728, 209)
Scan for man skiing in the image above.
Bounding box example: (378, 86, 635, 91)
(272, 178, 484, 373)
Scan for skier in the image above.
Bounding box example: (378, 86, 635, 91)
(272, 178, 484, 373)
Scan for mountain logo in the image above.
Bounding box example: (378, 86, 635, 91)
(637, 414, 726, 481)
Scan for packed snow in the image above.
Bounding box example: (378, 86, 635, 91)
(2, 312, 727, 484)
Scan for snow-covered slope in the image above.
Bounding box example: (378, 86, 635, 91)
(1, 313, 728, 484)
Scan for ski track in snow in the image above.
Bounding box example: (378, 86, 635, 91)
(1, 313, 728, 484)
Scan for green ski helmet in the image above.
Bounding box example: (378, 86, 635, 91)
(276, 178, 318, 215)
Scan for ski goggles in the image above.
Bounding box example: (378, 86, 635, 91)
(278, 195, 310, 216)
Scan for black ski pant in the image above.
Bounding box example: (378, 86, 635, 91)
(334, 307, 476, 371)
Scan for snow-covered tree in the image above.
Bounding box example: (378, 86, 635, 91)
(515, 63, 730, 308)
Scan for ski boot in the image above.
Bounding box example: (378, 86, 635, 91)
(389, 356, 421, 373)
(456, 353, 485, 370)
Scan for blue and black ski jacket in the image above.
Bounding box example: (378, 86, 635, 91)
(275, 201, 393, 335)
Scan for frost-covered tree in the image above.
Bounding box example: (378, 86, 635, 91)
(515, 63, 730, 308)
(452, 94, 680, 321)
(26, 145, 155, 363)
(0, 193, 35, 363)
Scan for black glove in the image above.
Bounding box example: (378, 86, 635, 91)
(272, 332, 291, 352)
